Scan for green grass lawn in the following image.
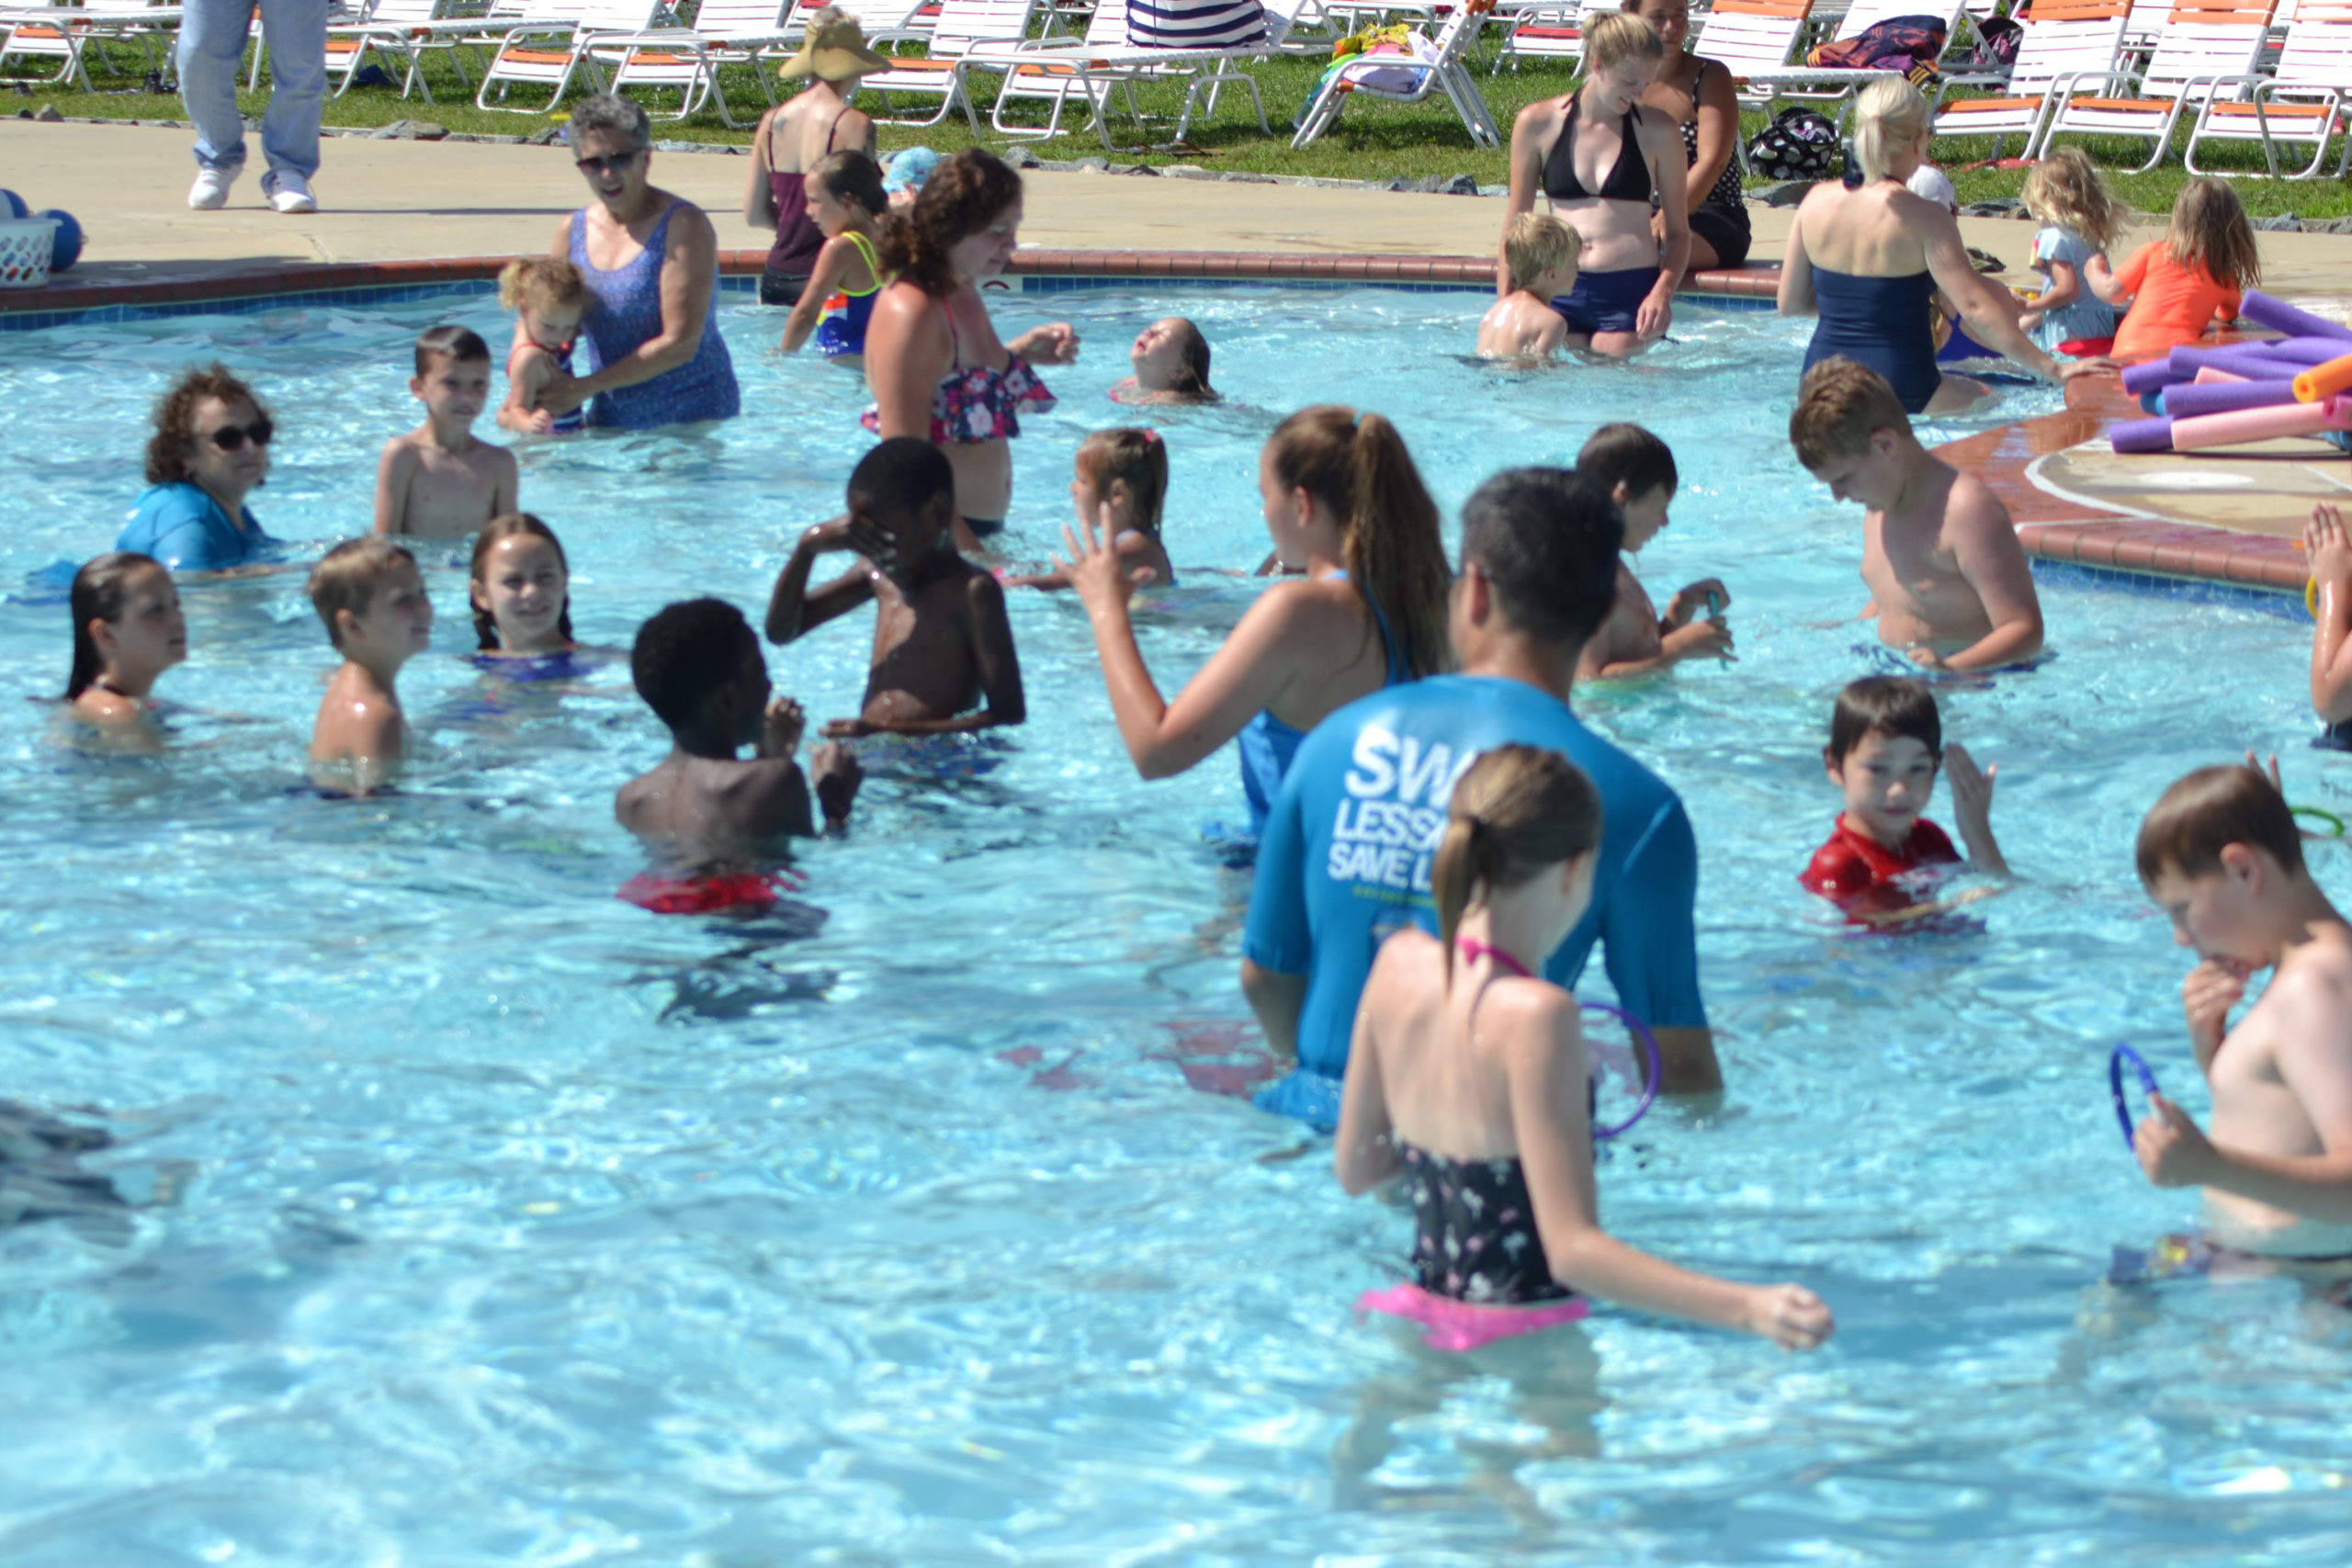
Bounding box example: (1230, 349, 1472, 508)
(11, 31, 2350, 220)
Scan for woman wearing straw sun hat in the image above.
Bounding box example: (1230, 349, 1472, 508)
(746, 7, 888, 307)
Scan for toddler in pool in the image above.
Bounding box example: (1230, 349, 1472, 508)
(469, 513, 580, 662)
(308, 537, 434, 796)
(62, 551, 185, 747)
(1116, 317, 1217, 403)
(1005, 427, 1174, 592)
(1477, 212, 1581, 363)
(375, 325, 518, 540)
(1572, 423, 1731, 679)
(1801, 675, 2006, 919)
(616, 598, 861, 870)
(766, 437, 1026, 738)
(496, 257, 590, 435)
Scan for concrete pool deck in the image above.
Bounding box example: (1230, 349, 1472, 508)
(5, 118, 2348, 597)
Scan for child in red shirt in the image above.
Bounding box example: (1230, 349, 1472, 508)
(1803, 676, 2008, 915)
(2108, 177, 2260, 362)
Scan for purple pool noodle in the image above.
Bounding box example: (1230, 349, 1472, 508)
(2110, 416, 2175, 453)
(2170, 344, 2308, 381)
(2256, 337, 2352, 366)
(2122, 359, 2188, 395)
(2241, 290, 2352, 344)
(2161, 378, 2301, 418)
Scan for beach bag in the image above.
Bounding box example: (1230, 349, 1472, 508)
(1745, 107, 1840, 181)
(1804, 16, 1948, 86)
(1961, 16, 2022, 72)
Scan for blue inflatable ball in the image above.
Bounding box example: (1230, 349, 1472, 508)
(0, 190, 25, 220)
(39, 210, 80, 272)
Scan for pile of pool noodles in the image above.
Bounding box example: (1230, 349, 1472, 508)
(2113, 291, 2352, 455)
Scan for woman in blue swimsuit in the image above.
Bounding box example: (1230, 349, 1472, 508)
(1499, 10, 1690, 360)
(538, 95, 740, 431)
(1057, 405, 1453, 844)
(1780, 78, 2084, 415)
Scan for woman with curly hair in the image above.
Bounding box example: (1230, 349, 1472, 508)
(863, 148, 1080, 546)
(117, 363, 277, 571)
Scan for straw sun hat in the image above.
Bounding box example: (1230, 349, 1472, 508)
(779, 11, 892, 80)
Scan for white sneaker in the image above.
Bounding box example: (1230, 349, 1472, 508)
(187, 165, 237, 210)
(262, 170, 317, 215)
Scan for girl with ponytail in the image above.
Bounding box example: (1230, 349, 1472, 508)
(1336, 745, 1836, 1352)
(1057, 403, 1452, 841)
(64, 551, 186, 742)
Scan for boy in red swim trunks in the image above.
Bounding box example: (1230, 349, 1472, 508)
(616, 599, 860, 891)
(1802, 676, 2007, 913)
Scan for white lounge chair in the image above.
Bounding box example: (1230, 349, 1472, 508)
(586, 0, 799, 126)
(1736, 0, 1968, 123)
(2184, 0, 2352, 175)
(2040, 0, 2278, 169)
(474, 0, 662, 112)
(320, 0, 534, 100)
(1489, 0, 1581, 74)
(855, 0, 1037, 129)
(1692, 0, 1815, 106)
(0, 0, 181, 93)
(968, 0, 1295, 145)
(1929, 0, 2132, 157)
(1291, 1, 1499, 149)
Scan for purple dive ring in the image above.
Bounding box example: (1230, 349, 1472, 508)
(1583, 1000, 1662, 1139)
(2110, 1044, 2160, 1152)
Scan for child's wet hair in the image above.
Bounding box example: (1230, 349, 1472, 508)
(2021, 145, 2127, 254)
(2136, 763, 2303, 886)
(1159, 318, 1215, 398)
(1791, 357, 1912, 468)
(1577, 423, 1678, 503)
(497, 256, 590, 315)
(849, 436, 956, 520)
(414, 323, 492, 377)
(2165, 177, 2260, 294)
(1826, 675, 1941, 766)
(1457, 466, 1623, 651)
(469, 513, 575, 650)
(1266, 405, 1451, 680)
(64, 551, 166, 701)
(632, 597, 759, 732)
(145, 363, 267, 487)
(308, 536, 417, 651)
(1503, 212, 1581, 295)
(1432, 745, 1603, 986)
(811, 149, 888, 218)
(1076, 428, 1170, 536)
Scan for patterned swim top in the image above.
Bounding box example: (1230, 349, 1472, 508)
(862, 299, 1056, 445)
(1400, 1143, 1570, 1305)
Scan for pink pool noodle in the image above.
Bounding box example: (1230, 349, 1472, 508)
(2171, 399, 2352, 451)
(2192, 367, 2248, 384)
(2240, 291, 2352, 344)
(2110, 416, 2175, 453)
(2122, 360, 2188, 396)
(2162, 378, 2300, 418)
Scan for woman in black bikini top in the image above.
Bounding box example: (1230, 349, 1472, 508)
(1543, 94, 1653, 206)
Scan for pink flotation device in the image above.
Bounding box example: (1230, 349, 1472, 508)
(1356, 1282, 1591, 1350)
(2172, 397, 2352, 451)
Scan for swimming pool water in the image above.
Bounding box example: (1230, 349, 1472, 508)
(2, 286, 2348, 1566)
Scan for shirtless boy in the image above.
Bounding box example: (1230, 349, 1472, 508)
(1476, 212, 1581, 363)
(1574, 423, 1733, 679)
(374, 325, 520, 540)
(308, 537, 433, 796)
(616, 597, 861, 860)
(1790, 358, 2045, 673)
(765, 437, 1025, 739)
(2132, 764, 2352, 1264)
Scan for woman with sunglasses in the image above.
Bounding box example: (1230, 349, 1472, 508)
(539, 94, 741, 431)
(118, 364, 278, 572)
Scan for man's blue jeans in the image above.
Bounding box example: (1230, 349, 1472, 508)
(177, 0, 328, 178)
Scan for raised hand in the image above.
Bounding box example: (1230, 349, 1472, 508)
(1054, 501, 1156, 617)
(2181, 956, 2248, 1068)
(2308, 502, 2352, 591)
(762, 695, 805, 761)
(1665, 579, 1730, 627)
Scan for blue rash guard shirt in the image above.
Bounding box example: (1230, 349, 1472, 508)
(1241, 672, 1707, 1130)
(117, 482, 271, 571)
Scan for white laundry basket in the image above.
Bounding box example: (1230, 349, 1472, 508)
(0, 218, 59, 288)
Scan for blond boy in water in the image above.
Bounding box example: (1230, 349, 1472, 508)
(1477, 212, 1581, 363)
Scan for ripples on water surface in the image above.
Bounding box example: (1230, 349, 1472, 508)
(1, 287, 2348, 1565)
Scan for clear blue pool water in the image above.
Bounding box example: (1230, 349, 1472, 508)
(2, 284, 2348, 1566)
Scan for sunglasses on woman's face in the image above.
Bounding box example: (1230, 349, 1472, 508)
(203, 418, 275, 452)
(575, 150, 639, 175)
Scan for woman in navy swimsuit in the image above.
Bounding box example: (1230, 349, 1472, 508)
(1780, 78, 2086, 415)
(1498, 10, 1690, 359)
